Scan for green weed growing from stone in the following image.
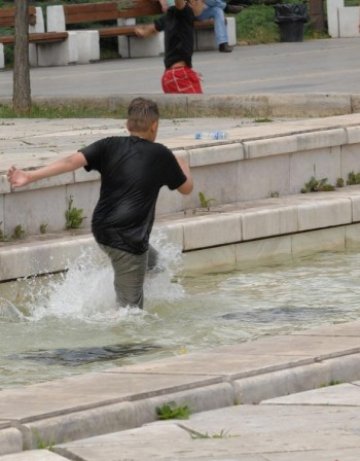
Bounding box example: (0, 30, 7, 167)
(190, 429, 230, 440)
(39, 223, 48, 234)
(336, 177, 344, 188)
(34, 430, 55, 450)
(198, 191, 216, 210)
(65, 195, 85, 229)
(0, 222, 4, 241)
(320, 379, 342, 388)
(255, 117, 273, 123)
(346, 171, 360, 185)
(11, 225, 25, 240)
(301, 176, 335, 193)
(156, 402, 191, 420)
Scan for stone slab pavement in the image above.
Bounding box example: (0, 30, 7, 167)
(2, 112, 360, 173)
(1, 38, 360, 96)
(54, 391, 360, 461)
(0, 321, 360, 458)
(2, 379, 359, 461)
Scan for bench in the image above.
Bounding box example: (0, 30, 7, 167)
(0, 6, 77, 68)
(46, 1, 237, 61)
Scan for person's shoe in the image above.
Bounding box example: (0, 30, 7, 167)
(224, 4, 244, 14)
(219, 43, 233, 53)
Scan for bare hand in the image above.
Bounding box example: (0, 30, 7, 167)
(134, 25, 146, 38)
(134, 24, 157, 38)
(7, 166, 31, 188)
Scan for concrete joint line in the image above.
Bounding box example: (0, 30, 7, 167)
(52, 446, 82, 461)
(225, 348, 360, 385)
(236, 353, 360, 404)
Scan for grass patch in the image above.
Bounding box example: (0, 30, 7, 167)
(0, 102, 205, 119)
(237, 5, 279, 44)
(156, 402, 191, 420)
(0, 103, 128, 119)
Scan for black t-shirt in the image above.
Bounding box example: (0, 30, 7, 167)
(154, 5, 194, 69)
(81, 136, 187, 254)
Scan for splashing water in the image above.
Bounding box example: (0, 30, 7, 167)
(0, 297, 24, 322)
(25, 231, 185, 323)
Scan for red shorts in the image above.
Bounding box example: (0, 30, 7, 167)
(161, 66, 203, 94)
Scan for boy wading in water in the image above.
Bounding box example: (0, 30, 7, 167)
(7, 98, 193, 309)
(135, 0, 205, 93)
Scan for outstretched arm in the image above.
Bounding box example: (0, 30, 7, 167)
(134, 23, 158, 38)
(7, 152, 87, 188)
(176, 156, 194, 195)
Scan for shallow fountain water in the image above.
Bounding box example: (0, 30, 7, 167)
(1, 236, 360, 389)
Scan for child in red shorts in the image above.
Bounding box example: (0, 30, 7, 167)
(135, 0, 204, 94)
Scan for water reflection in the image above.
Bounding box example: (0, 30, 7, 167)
(9, 343, 162, 366)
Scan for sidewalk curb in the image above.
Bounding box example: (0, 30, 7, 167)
(2, 349, 360, 454)
(2, 93, 360, 118)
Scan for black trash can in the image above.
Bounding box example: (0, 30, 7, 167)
(274, 3, 308, 42)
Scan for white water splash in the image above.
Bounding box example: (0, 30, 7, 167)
(0, 297, 25, 322)
(25, 231, 185, 322)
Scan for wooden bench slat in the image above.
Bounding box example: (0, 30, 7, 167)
(28, 32, 68, 44)
(0, 32, 68, 46)
(62, 2, 212, 28)
(0, 35, 14, 45)
(97, 20, 215, 39)
(64, 3, 119, 23)
(0, 6, 36, 27)
(98, 25, 137, 38)
(63, 1, 162, 22)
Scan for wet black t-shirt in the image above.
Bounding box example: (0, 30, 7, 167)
(81, 136, 186, 254)
(154, 5, 194, 69)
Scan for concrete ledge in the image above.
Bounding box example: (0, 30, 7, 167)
(183, 213, 242, 250)
(2, 191, 360, 281)
(0, 452, 67, 460)
(0, 428, 23, 456)
(297, 197, 352, 231)
(4, 113, 360, 240)
(0, 235, 97, 280)
(346, 125, 360, 144)
(2, 113, 360, 280)
(24, 383, 234, 448)
(188, 143, 244, 167)
(234, 353, 360, 404)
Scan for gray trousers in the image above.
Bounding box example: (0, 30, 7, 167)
(99, 244, 158, 309)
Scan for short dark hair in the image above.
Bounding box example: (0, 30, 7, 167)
(127, 98, 160, 132)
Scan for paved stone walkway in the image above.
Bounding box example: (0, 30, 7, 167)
(2, 38, 360, 96)
(0, 321, 360, 459)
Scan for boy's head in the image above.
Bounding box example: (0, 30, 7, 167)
(128, 98, 160, 131)
(127, 98, 160, 134)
